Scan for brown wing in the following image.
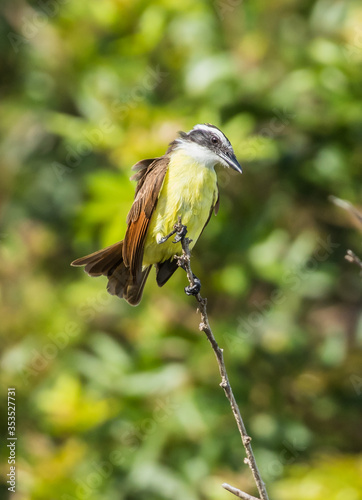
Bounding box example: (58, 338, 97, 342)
(123, 156, 169, 278)
(130, 158, 159, 185)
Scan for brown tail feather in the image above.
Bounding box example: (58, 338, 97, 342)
(107, 264, 151, 306)
(71, 241, 123, 276)
(71, 241, 150, 306)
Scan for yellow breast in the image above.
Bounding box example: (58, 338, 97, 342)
(142, 149, 218, 267)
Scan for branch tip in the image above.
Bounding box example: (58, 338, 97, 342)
(329, 195, 362, 226)
(344, 249, 362, 270)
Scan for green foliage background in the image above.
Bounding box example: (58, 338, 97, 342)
(1, 0, 362, 499)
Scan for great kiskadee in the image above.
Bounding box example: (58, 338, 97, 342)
(71, 124, 242, 305)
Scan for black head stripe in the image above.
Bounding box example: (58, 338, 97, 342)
(168, 124, 233, 154)
(186, 125, 231, 151)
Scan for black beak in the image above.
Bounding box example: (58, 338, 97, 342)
(218, 151, 242, 174)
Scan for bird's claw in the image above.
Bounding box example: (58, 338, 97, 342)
(184, 276, 201, 296)
(158, 224, 188, 245)
(173, 224, 188, 243)
(158, 234, 172, 244)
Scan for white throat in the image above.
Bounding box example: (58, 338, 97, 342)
(174, 141, 219, 170)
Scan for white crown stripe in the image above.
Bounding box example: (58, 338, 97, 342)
(192, 124, 229, 145)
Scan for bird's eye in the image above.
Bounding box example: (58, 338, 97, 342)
(211, 135, 219, 145)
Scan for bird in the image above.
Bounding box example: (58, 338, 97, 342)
(71, 123, 242, 305)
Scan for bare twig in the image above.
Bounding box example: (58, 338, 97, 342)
(329, 196, 362, 273)
(222, 483, 261, 500)
(167, 217, 269, 500)
(329, 195, 362, 226)
(345, 250, 362, 271)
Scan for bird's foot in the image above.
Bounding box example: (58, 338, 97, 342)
(184, 275, 201, 296)
(158, 229, 177, 244)
(173, 224, 188, 243)
(158, 224, 188, 244)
